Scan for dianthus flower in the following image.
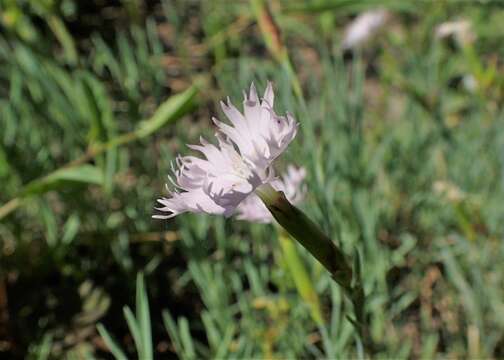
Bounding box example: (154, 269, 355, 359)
(154, 82, 298, 219)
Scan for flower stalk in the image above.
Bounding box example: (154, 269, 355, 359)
(256, 183, 372, 352)
(256, 184, 353, 289)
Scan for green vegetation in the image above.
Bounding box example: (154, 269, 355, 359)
(1, 0, 503, 358)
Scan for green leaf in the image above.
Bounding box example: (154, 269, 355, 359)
(284, 0, 416, 15)
(117, 31, 139, 94)
(135, 84, 198, 139)
(136, 273, 153, 360)
(163, 311, 184, 358)
(215, 323, 235, 359)
(90, 34, 122, 80)
(277, 229, 324, 325)
(179, 317, 196, 359)
(46, 15, 77, 65)
(77, 71, 116, 144)
(103, 147, 118, 195)
(123, 306, 142, 358)
(0, 145, 9, 177)
(62, 213, 80, 245)
(35, 333, 53, 360)
(40, 202, 57, 247)
(96, 324, 128, 360)
(22, 165, 104, 196)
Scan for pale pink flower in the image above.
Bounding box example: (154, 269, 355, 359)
(341, 9, 390, 50)
(236, 166, 307, 224)
(154, 82, 298, 219)
(435, 19, 475, 46)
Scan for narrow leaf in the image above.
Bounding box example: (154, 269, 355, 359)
(97, 324, 128, 360)
(123, 306, 143, 359)
(136, 273, 153, 360)
(22, 165, 104, 196)
(135, 85, 198, 139)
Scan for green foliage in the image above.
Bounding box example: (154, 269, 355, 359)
(98, 273, 152, 360)
(22, 165, 104, 197)
(1, 0, 504, 359)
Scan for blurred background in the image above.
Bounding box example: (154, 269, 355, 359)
(1, 0, 504, 358)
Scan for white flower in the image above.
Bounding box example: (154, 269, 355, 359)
(236, 166, 307, 224)
(463, 74, 478, 93)
(435, 19, 475, 46)
(433, 180, 465, 203)
(341, 9, 389, 50)
(154, 82, 298, 219)
(214, 82, 297, 169)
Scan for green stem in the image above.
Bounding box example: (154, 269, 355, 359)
(256, 184, 352, 289)
(0, 198, 21, 221)
(256, 184, 373, 354)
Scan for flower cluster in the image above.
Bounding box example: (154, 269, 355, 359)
(154, 82, 298, 219)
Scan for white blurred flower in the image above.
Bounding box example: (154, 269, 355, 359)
(236, 166, 307, 224)
(433, 180, 465, 203)
(341, 9, 389, 50)
(435, 20, 475, 46)
(463, 74, 478, 93)
(154, 82, 298, 219)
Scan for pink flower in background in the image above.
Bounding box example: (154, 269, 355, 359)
(435, 19, 475, 46)
(341, 9, 390, 50)
(154, 82, 298, 219)
(236, 166, 307, 224)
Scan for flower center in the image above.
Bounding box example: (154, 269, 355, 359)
(232, 158, 253, 179)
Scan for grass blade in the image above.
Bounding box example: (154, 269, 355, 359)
(96, 324, 128, 360)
